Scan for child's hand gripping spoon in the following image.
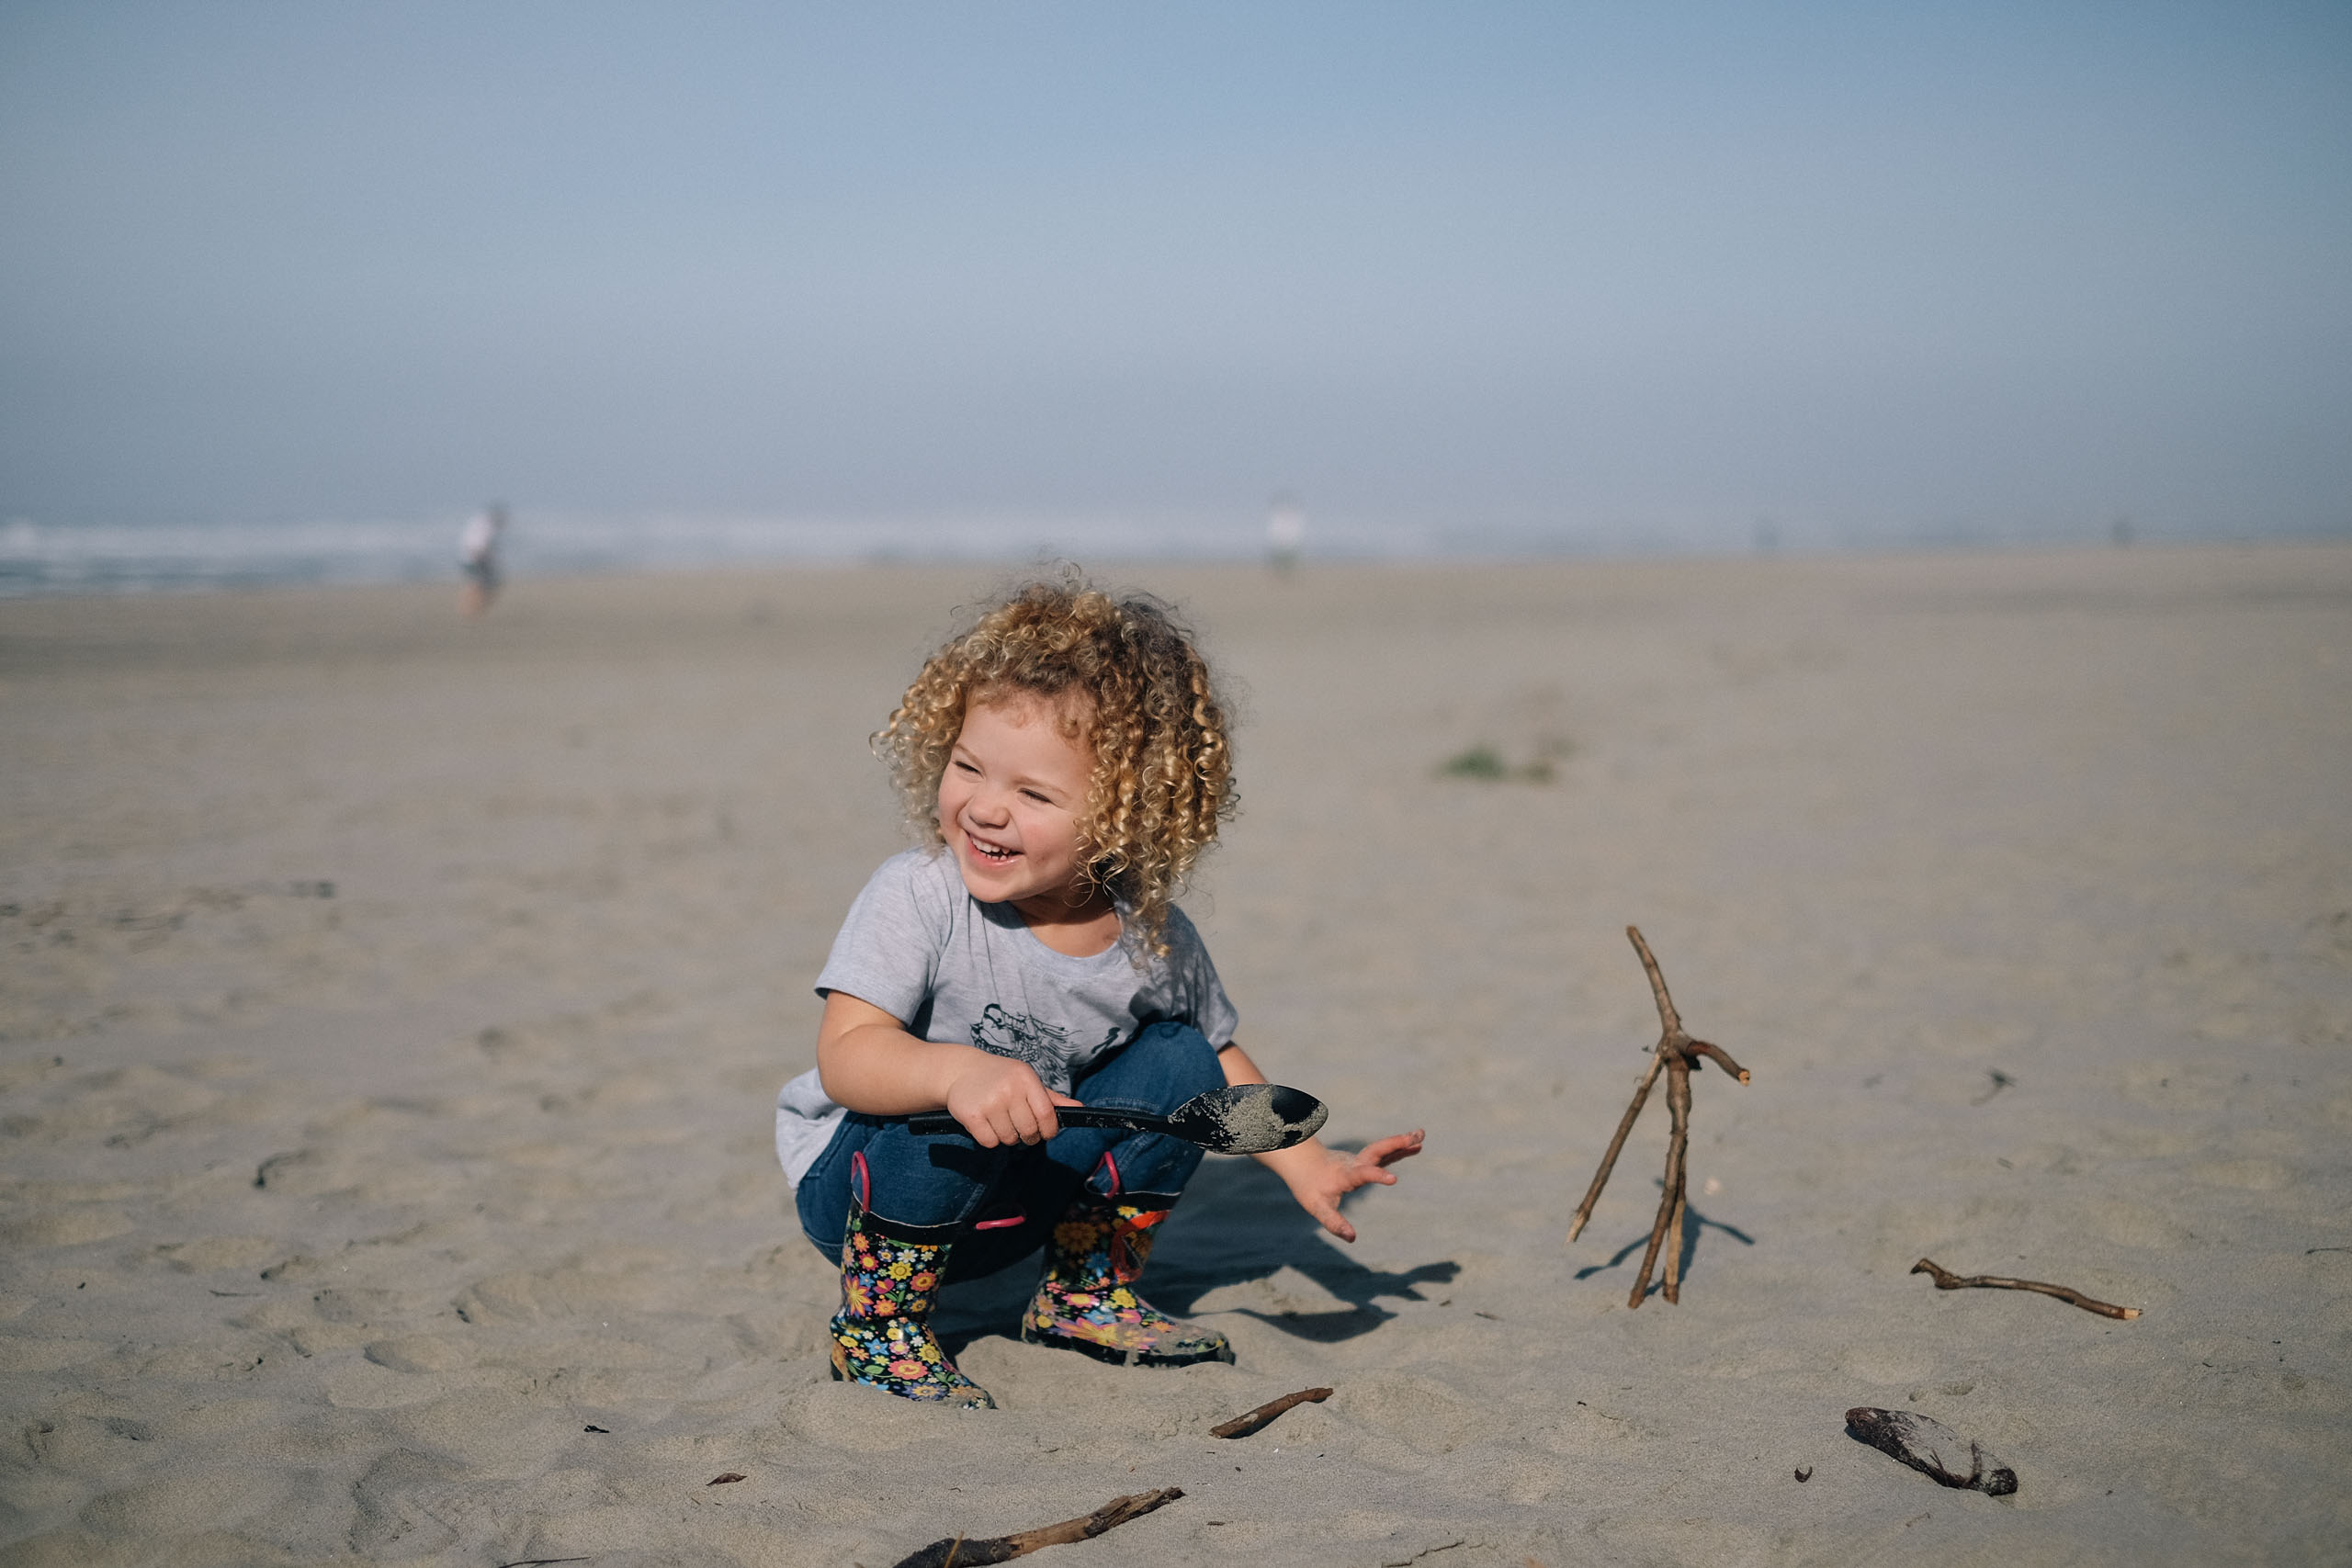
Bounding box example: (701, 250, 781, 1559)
(907, 1083, 1328, 1154)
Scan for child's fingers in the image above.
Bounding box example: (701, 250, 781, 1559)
(1306, 1193, 1350, 1239)
(1366, 1131, 1425, 1168)
(1297, 1181, 1359, 1242)
(954, 1091, 1007, 1146)
(991, 1092, 1037, 1145)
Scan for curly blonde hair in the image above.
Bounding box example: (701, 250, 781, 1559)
(874, 575, 1237, 952)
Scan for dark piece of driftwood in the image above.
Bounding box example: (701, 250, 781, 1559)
(1211, 1386, 1332, 1438)
(1566, 927, 1750, 1308)
(889, 1488, 1183, 1568)
(1911, 1258, 2140, 1321)
(1846, 1407, 2018, 1496)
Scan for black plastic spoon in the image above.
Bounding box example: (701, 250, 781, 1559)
(905, 1083, 1328, 1155)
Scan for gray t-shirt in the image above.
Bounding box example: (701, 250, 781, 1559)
(774, 848, 1238, 1186)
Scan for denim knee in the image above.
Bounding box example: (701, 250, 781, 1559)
(796, 1022, 1229, 1260)
(796, 1114, 1009, 1255)
(1073, 1021, 1226, 1112)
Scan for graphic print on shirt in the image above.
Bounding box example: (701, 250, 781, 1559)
(970, 1003, 1123, 1087)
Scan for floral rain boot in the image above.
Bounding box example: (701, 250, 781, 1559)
(828, 1167, 994, 1408)
(1022, 1173, 1232, 1368)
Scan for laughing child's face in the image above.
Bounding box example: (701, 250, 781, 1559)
(937, 691, 1106, 921)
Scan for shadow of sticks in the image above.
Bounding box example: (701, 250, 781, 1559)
(1571, 1180, 1756, 1300)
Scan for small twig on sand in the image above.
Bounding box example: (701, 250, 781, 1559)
(1211, 1386, 1332, 1438)
(1566, 927, 1750, 1309)
(889, 1489, 1183, 1568)
(1971, 1069, 2017, 1106)
(1910, 1258, 2140, 1321)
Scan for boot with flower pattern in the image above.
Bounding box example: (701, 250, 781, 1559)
(827, 1195, 994, 1408)
(1022, 1180, 1232, 1368)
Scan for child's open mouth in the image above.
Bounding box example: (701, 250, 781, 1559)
(967, 835, 1019, 863)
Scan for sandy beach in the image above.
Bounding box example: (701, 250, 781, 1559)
(2, 547, 2347, 1566)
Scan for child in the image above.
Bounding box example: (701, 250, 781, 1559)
(775, 576, 1424, 1407)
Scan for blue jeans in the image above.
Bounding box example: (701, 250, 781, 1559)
(797, 1021, 1227, 1281)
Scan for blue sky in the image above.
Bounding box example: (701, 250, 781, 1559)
(3, 2, 2346, 546)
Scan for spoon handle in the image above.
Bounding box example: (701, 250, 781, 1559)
(903, 1107, 1173, 1139)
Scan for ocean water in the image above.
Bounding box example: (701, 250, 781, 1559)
(0, 513, 1357, 596)
(0, 510, 2325, 597)
(0, 512, 1586, 596)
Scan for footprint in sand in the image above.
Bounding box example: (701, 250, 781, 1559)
(349, 1450, 468, 1557)
(363, 1336, 477, 1374)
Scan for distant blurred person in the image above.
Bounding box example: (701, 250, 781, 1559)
(458, 503, 507, 616)
(1266, 491, 1304, 572)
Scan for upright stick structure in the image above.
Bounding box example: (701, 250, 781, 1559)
(1566, 927, 1750, 1308)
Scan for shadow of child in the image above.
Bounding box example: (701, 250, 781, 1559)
(930, 1144, 1454, 1353)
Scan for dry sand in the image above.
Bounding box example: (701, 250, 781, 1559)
(2, 547, 2347, 1566)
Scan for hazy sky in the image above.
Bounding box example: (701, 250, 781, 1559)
(3, 2, 2347, 545)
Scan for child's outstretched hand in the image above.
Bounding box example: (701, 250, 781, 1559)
(1275, 1130, 1424, 1244)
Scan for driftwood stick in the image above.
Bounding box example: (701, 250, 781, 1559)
(1628, 925, 1682, 1035)
(1663, 1058, 1691, 1303)
(1661, 1184, 1687, 1304)
(1623, 1054, 1679, 1306)
(1634, 1048, 1694, 1308)
(1572, 927, 1753, 1308)
(1566, 926, 1682, 1243)
(889, 1489, 1184, 1568)
(1566, 1055, 1664, 1243)
(1686, 1039, 1749, 1083)
(1211, 1386, 1332, 1439)
(1911, 1258, 2140, 1321)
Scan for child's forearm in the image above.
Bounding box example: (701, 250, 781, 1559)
(816, 991, 996, 1115)
(1215, 1038, 1268, 1089)
(820, 1025, 998, 1115)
